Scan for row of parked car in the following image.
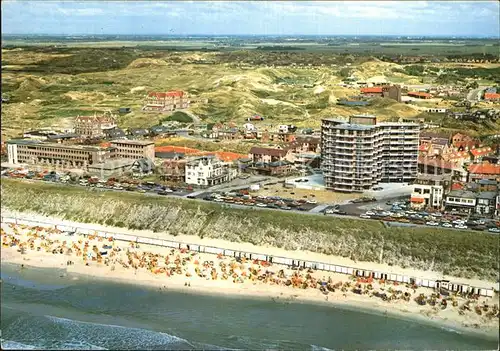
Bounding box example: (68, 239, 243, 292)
(1, 168, 192, 195)
(203, 192, 316, 211)
(359, 200, 499, 233)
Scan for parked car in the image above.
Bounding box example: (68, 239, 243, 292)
(441, 223, 453, 228)
(359, 214, 371, 219)
(488, 227, 500, 233)
(455, 224, 468, 229)
(365, 211, 375, 216)
(426, 221, 440, 226)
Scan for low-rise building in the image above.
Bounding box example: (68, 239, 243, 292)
(143, 91, 190, 112)
(290, 136, 321, 153)
(74, 112, 117, 138)
(410, 174, 452, 210)
(250, 160, 294, 176)
(407, 91, 432, 99)
(444, 190, 477, 214)
(248, 147, 295, 164)
(468, 163, 500, 182)
(185, 156, 234, 187)
(110, 140, 155, 160)
(475, 191, 498, 216)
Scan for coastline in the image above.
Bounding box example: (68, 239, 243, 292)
(3, 208, 498, 290)
(1, 220, 498, 340)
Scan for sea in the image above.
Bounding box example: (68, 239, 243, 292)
(1, 263, 498, 350)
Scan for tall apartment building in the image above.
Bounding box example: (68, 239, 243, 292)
(321, 115, 419, 192)
(73, 112, 117, 138)
(143, 91, 190, 112)
(6, 139, 111, 168)
(110, 140, 155, 160)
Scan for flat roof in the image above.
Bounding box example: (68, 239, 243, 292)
(415, 173, 452, 182)
(7, 139, 103, 151)
(110, 139, 154, 146)
(88, 158, 135, 170)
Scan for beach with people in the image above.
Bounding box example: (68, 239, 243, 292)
(1, 217, 499, 339)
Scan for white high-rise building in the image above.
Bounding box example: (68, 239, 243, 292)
(321, 115, 419, 192)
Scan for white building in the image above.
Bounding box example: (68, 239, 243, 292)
(185, 156, 235, 186)
(410, 174, 451, 210)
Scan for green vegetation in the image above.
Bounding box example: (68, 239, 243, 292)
(2, 179, 498, 281)
(161, 111, 193, 123)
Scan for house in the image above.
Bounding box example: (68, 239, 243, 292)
(360, 87, 383, 97)
(127, 128, 150, 138)
(131, 158, 155, 175)
(185, 155, 233, 186)
(410, 174, 452, 210)
(407, 91, 432, 99)
(119, 107, 131, 114)
(444, 190, 477, 215)
(249, 147, 295, 164)
(451, 133, 478, 150)
(149, 125, 176, 138)
(475, 179, 498, 192)
(470, 146, 494, 162)
(103, 127, 126, 139)
(143, 91, 190, 112)
(262, 132, 296, 144)
(250, 160, 294, 176)
(247, 115, 264, 121)
(425, 108, 447, 113)
(467, 163, 500, 182)
(337, 100, 370, 107)
(159, 157, 187, 182)
(475, 191, 498, 216)
(46, 133, 80, 144)
(418, 157, 467, 181)
(278, 125, 297, 133)
(290, 136, 321, 153)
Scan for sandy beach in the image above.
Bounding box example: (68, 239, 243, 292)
(1, 219, 499, 339)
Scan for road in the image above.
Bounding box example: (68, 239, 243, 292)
(466, 86, 486, 102)
(4, 177, 498, 234)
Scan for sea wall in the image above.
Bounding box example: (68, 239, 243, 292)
(1, 179, 498, 281)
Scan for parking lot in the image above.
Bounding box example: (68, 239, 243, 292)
(193, 190, 320, 212)
(324, 198, 500, 233)
(1, 168, 194, 197)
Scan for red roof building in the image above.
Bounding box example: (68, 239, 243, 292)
(484, 93, 500, 100)
(143, 91, 190, 112)
(407, 91, 432, 99)
(468, 163, 500, 182)
(360, 87, 383, 94)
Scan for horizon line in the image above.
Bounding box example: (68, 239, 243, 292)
(1, 33, 497, 39)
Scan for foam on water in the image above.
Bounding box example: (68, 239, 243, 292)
(1, 340, 38, 350)
(45, 315, 195, 349)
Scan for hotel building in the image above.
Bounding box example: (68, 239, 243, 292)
(109, 140, 155, 160)
(6, 139, 111, 168)
(321, 115, 419, 192)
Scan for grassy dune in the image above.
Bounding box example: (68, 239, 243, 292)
(1, 179, 498, 281)
(1, 48, 425, 139)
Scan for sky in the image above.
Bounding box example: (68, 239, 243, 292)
(2, 1, 499, 37)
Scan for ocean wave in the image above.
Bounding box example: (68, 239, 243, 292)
(44, 315, 195, 349)
(1, 340, 38, 350)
